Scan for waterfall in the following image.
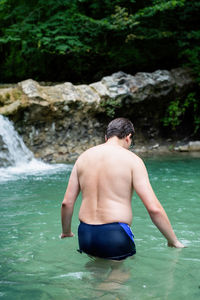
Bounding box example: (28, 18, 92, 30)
(0, 115, 34, 167)
(0, 115, 60, 179)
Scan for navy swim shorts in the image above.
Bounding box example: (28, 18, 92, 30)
(78, 221, 136, 260)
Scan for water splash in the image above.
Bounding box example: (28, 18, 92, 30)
(0, 115, 35, 167)
(0, 115, 68, 181)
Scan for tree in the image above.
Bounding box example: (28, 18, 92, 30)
(0, 0, 199, 84)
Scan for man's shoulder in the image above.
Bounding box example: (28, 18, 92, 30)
(83, 144, 103, 154)
(126, 150, 145, 167)
(77, 144, 103, 161)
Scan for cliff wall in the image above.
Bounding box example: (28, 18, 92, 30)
(0, 68, 195, 162)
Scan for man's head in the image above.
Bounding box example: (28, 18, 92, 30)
(105, 117, 135, 140)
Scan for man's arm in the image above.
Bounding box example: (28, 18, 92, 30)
(61, 163, 80, 238)
(132, 157, 184, 248)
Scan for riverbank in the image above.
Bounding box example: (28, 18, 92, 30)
(133, 140, 200, 161)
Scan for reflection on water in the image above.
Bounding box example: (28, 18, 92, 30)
(85, 257, 132, 297)
(0, 156, 200, 299)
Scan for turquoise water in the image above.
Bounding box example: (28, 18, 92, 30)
(0, 155, 200, 300)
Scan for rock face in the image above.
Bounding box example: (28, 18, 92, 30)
(0, 68, 196, 162)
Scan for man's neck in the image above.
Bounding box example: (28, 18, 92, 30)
(105, 136, 127, 148)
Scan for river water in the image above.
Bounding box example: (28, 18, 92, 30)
(0, 153, 200, 300)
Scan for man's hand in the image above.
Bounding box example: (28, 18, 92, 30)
(60, 232, 74, 239)
(168, 240, 185, 248)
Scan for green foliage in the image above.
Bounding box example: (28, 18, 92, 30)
(163, 99, 182, 130)
(100, 97, 122, 118)
(163, 92, 200, 134)
(0, 0, 200, 87)
(179, 44, 200, 83)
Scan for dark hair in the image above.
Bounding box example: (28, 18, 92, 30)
(106, 118, 135, 140)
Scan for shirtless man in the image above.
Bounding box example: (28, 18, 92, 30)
(61, 118, 184, 260)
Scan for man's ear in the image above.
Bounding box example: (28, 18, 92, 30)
(125, 133, 132, 142)
(125, 135, 129, 143)
(105, 135, 108, 142)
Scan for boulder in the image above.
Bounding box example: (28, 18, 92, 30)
(174, 141, 200, 152)
(10, 67, 195, 111)
(188, 141, 200, 151)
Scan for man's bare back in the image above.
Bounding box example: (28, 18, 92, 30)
(61, 117, 184, 257)
(77, 143, 135, 225)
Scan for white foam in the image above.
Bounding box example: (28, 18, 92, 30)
(53, 272, 92, 280)
(0, 115, 34, 166)
(0, 161, 70, 182)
